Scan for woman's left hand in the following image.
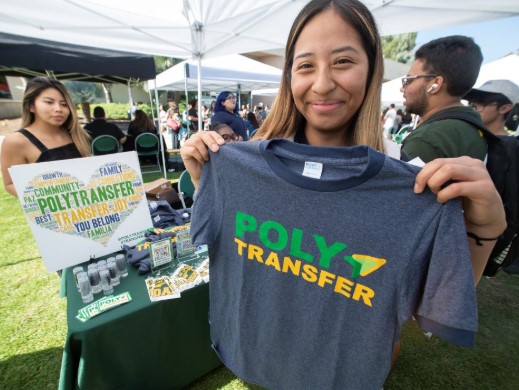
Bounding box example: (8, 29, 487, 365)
(414, 156, 506, 237)
(414, 156, 506, 284)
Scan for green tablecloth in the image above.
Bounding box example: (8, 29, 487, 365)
(58, 254, 221, 390)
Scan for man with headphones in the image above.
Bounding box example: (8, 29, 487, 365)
(400, 36, 487, 163)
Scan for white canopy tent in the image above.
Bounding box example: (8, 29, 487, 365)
(150, 54, 281, 92)
(381, 77, 405, 107)
(474, 53, 519, 88)
(2, 1, 518, 59)
(2, 0, 518, 130)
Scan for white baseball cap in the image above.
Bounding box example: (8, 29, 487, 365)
(465, 79, 519, 104)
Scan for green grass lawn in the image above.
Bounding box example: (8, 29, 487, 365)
(1, 175, 518, 389)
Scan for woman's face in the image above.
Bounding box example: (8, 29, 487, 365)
(31, 87, 70, 127)
(291, 8, 369, 146)
(222, 94, 237, 113)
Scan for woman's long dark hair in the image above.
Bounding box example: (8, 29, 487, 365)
(255, 0, 384, 152)
(247, 111, 260, 128)
(21, 76, 91, 156)
(130, 110, 156, 133)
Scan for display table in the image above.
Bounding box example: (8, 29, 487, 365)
(58, 254, 221, 390)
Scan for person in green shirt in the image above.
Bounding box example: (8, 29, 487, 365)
(401, 35, 487, 163)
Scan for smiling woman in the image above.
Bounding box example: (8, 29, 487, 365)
(0, 77, 91, 196)
(290, 8, 370, 146)
(179, 0, 507, 387)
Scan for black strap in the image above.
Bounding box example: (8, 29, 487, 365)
(467, 232, 501, 246)
(419, 110, 498, 141)
(17, 129, 48, 152)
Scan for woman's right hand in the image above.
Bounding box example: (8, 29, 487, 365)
(180, 131, 225, 189)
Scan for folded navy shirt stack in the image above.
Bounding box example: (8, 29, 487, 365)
(122, 202, 192, 274)
(148, 200, 191, 229)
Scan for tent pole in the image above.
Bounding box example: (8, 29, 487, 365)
(237, 83, 241, 111)
(197, 55, 202, 132)
(153, 80, 167, 178)
(147, 88, 155, 118)
(184, 62, 189, 138)
(127, 82, 134, 119)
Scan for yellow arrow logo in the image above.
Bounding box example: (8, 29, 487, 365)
(345, 254, 387, 278)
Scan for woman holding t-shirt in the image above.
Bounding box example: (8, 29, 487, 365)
(180, 0, 506, 384)
(181, 1, 505, 286)
(1, 77, 90, 196)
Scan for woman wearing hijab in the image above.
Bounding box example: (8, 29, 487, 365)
(210, 91, 248, 141)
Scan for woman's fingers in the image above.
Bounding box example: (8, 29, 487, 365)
(415, 157, 487, 198)
(180, 131, 226, 188)
(180, 131, 224, 161)
(415, 156, 506, 235)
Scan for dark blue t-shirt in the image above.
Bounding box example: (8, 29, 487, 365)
(191, 139, 477, 390)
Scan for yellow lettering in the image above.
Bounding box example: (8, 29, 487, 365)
(352, 283, 374, 307)
(234, 238, 247, 256)
(301, 264, 318, 283)
(282, 256, 301, 275)
(247, 244, 264, 263)
(264, 251, 281, 271)
(317, 270, 336, 287)
(113, 198, 128, 212)
(334, 275, 354, 298)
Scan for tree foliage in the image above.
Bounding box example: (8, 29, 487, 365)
(153, 56, 183, 74)
(64, 81, 100, 103)
(381, 33, 417, 64)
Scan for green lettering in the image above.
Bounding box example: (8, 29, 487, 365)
(124, 181, 134, 196)
(89, 188, 100, 203)
(97, 186, 108, 202)
(79, 190, 90, 206)
(60, 192, 72, 209)
(235, 211, 257, 238)
(37, 198, 48, 214)
(290, 228, 314, 263)
(314, 235, 347, 269)
(259, 220, 288, 251)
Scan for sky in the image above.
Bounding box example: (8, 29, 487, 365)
(416, 15, 519, 64)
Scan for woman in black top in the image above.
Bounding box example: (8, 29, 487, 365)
(1, 76, 90, 196)
(187, 99, 199, 132)
(126, 109, 158, 150)
(126, 109, 168, 164)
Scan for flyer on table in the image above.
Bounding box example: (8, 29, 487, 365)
(9, 151, 153, 272)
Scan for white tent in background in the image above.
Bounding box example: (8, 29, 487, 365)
(474, 53, 519, 88)
(252, 88, 279, 96)
(2, 1, 518, 60)
(150, 55, 281, 92)
(381, 77, 405, 107)
(2, 0, 518, 131)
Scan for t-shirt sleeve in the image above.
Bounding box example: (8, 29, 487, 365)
(400, 199, 477, 347)
(189, 153, 225, 246)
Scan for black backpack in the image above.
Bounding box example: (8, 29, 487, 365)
(419, 111, 519, 276)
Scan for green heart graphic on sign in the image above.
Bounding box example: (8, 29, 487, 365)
(21, 162, 145, 246)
